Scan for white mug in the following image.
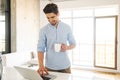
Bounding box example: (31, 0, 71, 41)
(54, 43, 61, 52)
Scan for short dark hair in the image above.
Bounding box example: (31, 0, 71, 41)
(43, 3, 59, 14)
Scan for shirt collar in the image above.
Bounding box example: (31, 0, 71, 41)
(49, 20, 61, 29)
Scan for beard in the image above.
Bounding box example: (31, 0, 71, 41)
(51, 23, 56, 26)
(49, 20, 59, 26)
(50, 21, 58, 26)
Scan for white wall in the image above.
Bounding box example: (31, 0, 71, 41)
(40, 0, 120, 73)
(11, 0, 40, 52)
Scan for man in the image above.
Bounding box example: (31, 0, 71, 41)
(37, 3, 76, 76)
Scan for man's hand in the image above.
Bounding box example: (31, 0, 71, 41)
(37, 66, 49, 76)
(61, 43, 76, 52)
(37, 52, 48, 76)
(61, 43, 68, 52)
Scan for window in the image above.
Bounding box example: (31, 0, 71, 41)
(0, 15, 5, 52)
(60, 5, 118, 69)
(95, 16, 117, 69)
(72, 18, 94, 66)
(0, 0, 11, 54)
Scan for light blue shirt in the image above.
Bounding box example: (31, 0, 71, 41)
(37, 21, 76, 70)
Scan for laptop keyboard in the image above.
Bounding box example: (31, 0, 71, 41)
(41, 76, 51, 80)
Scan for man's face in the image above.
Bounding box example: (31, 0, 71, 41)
(45, 13, 59, 26)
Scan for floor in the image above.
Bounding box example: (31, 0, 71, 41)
(71, 69, 120, 80)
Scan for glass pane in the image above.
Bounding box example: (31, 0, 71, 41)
(0, 21, 5, 52)
(73, 9, 93, 17)
(59, 10, 72, 18)
(0, 0, 10, 54)
(95, 6, 118, 16)
(79, 44, 94, 66)
(72, 18, 94, 66)
(0, 15, 5, 52)
(73, 18, 94, 44)
(72, 44, 80, 65)
(95, 17, 116, 68)
(60, 19, 72, 27)
(0, 15, 5, 20)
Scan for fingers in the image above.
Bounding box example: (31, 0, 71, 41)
(37, 68, 48, 76)
(38, 70, 44, 76)
(44, 68, 49, 75)
(37, 69, 42, 75)
(61, 44, 67, 51)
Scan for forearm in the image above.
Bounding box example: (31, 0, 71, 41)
(67, 44, 76, 50)
(38, 51, 44, 67)
(37, 51, 48, 75)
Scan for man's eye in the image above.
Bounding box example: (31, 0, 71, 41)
(51, 16, 55, 18)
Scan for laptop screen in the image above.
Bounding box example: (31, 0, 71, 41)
(14, 66, 56, 80)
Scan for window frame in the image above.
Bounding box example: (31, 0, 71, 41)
(94, 16, 118, 69)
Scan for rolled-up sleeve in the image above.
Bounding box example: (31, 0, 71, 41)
(67, 28, 76, 45)
(37, 28, 46, 53)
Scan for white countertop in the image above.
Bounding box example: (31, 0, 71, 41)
(2, 66, 115, 80)
(2, 67, 72, 80)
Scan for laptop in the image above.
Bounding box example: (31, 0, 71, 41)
(14, 66, 56, 80)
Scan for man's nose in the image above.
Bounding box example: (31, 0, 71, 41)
(49, 19, 53, 22)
